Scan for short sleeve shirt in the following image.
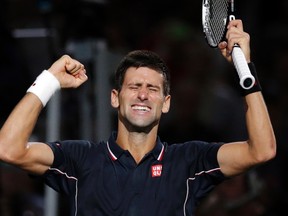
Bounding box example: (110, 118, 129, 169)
(43, 132, 227, 216)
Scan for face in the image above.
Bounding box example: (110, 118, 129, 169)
(111, 67, 171, 131)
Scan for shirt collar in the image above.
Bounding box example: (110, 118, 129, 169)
(107, 131, 165, 161)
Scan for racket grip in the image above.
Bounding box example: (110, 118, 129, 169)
(231, 46, 255, 89)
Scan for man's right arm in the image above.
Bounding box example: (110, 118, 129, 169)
(0, 55, 87, 175)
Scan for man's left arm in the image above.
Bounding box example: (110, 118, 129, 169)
(217, 19, 276, 177)
(218, 91, 276, 177)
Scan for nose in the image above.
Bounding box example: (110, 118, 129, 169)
(138, 88, 148, 101)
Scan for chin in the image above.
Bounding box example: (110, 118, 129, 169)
(130, 121, 158, 133)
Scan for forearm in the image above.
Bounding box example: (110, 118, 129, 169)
(0, 55, 86, 171)
(244, 92, 276, 162)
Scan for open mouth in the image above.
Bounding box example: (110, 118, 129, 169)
(132, 105, 151, 112)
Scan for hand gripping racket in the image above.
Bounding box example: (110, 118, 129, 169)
(202, 0, 255, 89)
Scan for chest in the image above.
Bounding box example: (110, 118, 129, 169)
(84, 154, 188, 194)
(76, 154, 190, 213)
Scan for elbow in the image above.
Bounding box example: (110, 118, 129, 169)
(0, 140, 9, 163)
(266, 142, 277, 162)
(0, 140, 26, 166)
(269, 141, 277, 160)
(261, 148, 276, 163)
(265, 137, 277, 161)
(254, 139, 277, 164)
(0, 146, 16, 165)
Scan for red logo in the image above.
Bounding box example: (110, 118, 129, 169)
(151, 164, 162, 177)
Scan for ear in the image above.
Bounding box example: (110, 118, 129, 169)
(162, 95, 171, 113)
(111, 89, 119, 108)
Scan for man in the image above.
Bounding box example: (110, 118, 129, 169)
(0, 19, 276, 215)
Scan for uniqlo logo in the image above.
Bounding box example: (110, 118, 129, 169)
(151, 164, 162, 177)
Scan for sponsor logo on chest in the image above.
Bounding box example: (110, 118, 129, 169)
(151, 164, 162, 177)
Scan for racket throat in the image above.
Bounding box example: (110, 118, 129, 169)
(229, 14, 235, 21)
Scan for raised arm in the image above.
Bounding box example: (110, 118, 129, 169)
(217, 20, 276, 177)
(0, 55, 87, 175)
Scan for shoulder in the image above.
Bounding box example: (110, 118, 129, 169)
(46, 140, 102, 151)
(164, 140, 224, 162)
(167, 140, 224, 152)
(45, 140, 105, 167)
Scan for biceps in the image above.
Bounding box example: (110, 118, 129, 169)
(21, 142, 54, 175)
(217, 142, 253, 177)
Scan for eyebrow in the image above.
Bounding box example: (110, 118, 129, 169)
(128, 82, 161, 89)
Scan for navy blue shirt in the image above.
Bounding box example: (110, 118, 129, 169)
(43, 132, 227, 216)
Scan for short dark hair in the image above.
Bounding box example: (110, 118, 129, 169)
(114, 50, 171, 96)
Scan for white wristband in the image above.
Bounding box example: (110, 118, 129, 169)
(27, 70, 61, 106)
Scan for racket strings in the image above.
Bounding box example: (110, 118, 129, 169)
(205, 0, 229, 46)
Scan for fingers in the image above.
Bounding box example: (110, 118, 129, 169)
(227, 19, 244, 31)
(218, 41, 230, 57)
(63, 56, 88, 87)
(221, 19, 251, 62)
(218, 41, 233, 63)
(48, 55, 88, 88)
(73, 69, 88, 83)
(65, 58, 85, 75)
(50, 54, 85, 75)
(226, 29, 249, 51)
(58, 54, 87, 78)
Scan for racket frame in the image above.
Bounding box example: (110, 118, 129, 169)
(202, 0, 255, 89)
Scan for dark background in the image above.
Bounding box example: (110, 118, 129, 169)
(1, 0, 288, 215)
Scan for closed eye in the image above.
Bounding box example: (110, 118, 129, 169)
(149, 87, 159, 92)
(128, 84, 140, 90)
(127, 83, 161, 93)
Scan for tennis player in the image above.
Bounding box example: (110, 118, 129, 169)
(0, 19, 276, 215)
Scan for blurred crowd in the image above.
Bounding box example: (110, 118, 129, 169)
(1, 0, 288, 215)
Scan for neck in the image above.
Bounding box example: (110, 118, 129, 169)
(116, 124, 158, 164)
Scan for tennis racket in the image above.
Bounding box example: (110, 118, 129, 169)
(202, 0, 255, 89)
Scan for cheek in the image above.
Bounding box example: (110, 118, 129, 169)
(118, 94, 130, 111)
(154, 97, 166, 111)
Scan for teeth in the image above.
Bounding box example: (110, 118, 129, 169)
(132, 106, 150, 111)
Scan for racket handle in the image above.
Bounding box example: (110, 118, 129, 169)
(232, 46, 255, 89)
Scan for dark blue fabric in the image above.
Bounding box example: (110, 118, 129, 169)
(43, 132, 227, 216)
